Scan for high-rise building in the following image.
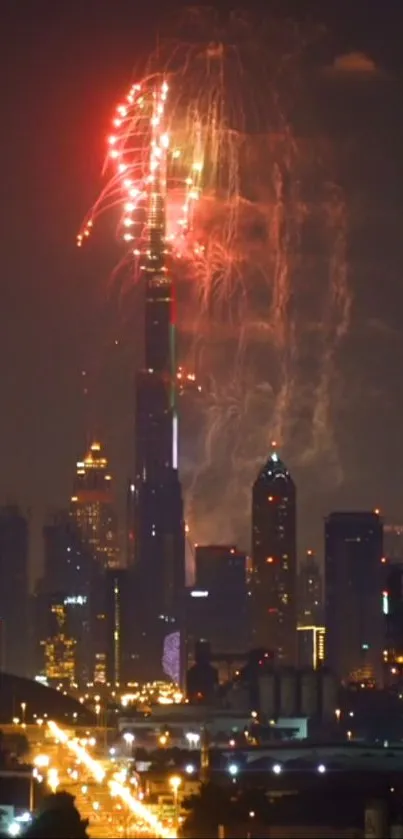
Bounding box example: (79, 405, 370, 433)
(383, 563, 403, 684)
(298, 550, 323, 624)
(325, 511, 383, 685)
(131, 86, 185, 680)
(0, 506, 29, 677)
(251, 448, 297, 665)
(43, 510, 94, 596)
(70, 441, 119, 569)
(39, 510, 103, 685)
(40, 595, 76, 684)
(186, 545, 250, 663)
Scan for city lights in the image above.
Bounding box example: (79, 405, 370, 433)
(47, 721, 175, 838)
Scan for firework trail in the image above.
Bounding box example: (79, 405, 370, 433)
(79, 9, 351, 549)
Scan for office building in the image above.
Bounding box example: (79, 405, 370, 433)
(40, 595, 76, 684)
(40, 510, 103, 684)
(298, 550, 323, 624)
(251, 448, 297, 664)
(325, 511, 383, 685)
(43, 510, 94, 596)
(70, 440, 119, 568)
(131, 87, 185, 681)
(186, 545, 250, 663)
(0, 506, 29, 677)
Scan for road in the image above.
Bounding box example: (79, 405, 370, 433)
(26, 722, 175, 839)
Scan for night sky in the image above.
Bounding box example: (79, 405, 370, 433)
(1, 0, 403, 582)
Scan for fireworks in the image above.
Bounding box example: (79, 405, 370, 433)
(77, 77, 204, 270)
(78, 11, 352, 547)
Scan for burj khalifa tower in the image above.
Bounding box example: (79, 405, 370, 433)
(132, 83, 185, 682)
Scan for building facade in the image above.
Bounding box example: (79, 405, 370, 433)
(325, 511, 383, 685)
(298, 550, 323, 625)
(186, 545, 250, 663)
(40, 595, 76, 684)
(39, 510, 103, 685)
(251, 449, 297, 665)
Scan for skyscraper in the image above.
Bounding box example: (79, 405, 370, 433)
(132, 85, 185, 680)
(39, 510, 100, 684)
(251, 448, 297, 665)
(0, 506, 29, 677)
(186, 545, 250, 661)
(298, 550, 323, 625)
(325, 511, 383, 685)
(70, 441, 119, 569)
(40, 595, 76, 684)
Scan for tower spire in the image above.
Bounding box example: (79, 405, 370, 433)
(132, 79, 185, 681)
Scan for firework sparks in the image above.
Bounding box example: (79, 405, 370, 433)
(77, 76, 204, 267)
(78, 11, 352, 548)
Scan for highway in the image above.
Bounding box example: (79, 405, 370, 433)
(27, 721, 176, 839)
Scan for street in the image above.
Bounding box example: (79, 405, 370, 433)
(27, 721, 175, 839)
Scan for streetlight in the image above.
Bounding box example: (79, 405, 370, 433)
(169, 775, 182, 829)
(122, 731, 135, 756)
(47, 768, 59, 793)
(185, 732, 200, 748)
(20, 703, 26, 726)
(94, 703, 101, 728)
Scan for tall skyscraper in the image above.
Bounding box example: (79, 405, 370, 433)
(325, 511, 383, 685)
(0, 506, 29, 677)
(70, 441, 119, 569)
(298, 550, 323, 624)
(132, 86, 185, 680)
(251, 448, 297, 665)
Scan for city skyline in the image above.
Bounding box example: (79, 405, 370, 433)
(2, 4, 403, 836)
